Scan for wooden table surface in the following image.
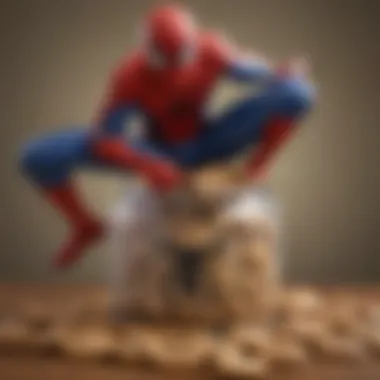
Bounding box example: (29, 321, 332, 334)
(0, 283, 379, 380)
(1, 355, 380, 380)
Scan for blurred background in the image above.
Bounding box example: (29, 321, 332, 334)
(0, 0, 379, 284)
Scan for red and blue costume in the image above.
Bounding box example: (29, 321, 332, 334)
(20, 5, 315, 268)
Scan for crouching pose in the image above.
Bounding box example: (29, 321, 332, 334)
(19, 5, 316, 268)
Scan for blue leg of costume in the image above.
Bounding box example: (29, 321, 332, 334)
(20, 127, 165, 186)
(176, 76, 315, 167)
(19, 126, 165, 268)
(20, 127, 94, 187)
(19, 127, 103, 267)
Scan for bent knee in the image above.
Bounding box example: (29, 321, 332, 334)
(273, 77, 316, 117)
(20, 140, 47, 176)
(19, 139, 69, 184)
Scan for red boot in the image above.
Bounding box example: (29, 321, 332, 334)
(247, 117, 294, 181)
(42, 183, 104, 269)
(53, 219, 104, 268)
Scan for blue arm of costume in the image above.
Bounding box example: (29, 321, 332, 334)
(226, 59, 275, 83)
(93, 105, 178, 186)
(92, 105, 168, 177)
(98, 105, 139, 136)
(92, 105, 146, 167)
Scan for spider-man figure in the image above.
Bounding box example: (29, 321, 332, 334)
(20, 5, 316, 269)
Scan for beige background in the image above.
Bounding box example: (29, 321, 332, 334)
(1, 0, 379, 284)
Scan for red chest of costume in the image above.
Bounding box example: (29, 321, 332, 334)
(100, 32, 230, 144)
(136, 52, 225, 144)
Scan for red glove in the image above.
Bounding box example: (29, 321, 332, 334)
(140, 159, 184, 193)
(93, 138, 184, 193)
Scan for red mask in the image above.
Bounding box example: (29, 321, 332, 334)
(142, 6, 197, 69)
